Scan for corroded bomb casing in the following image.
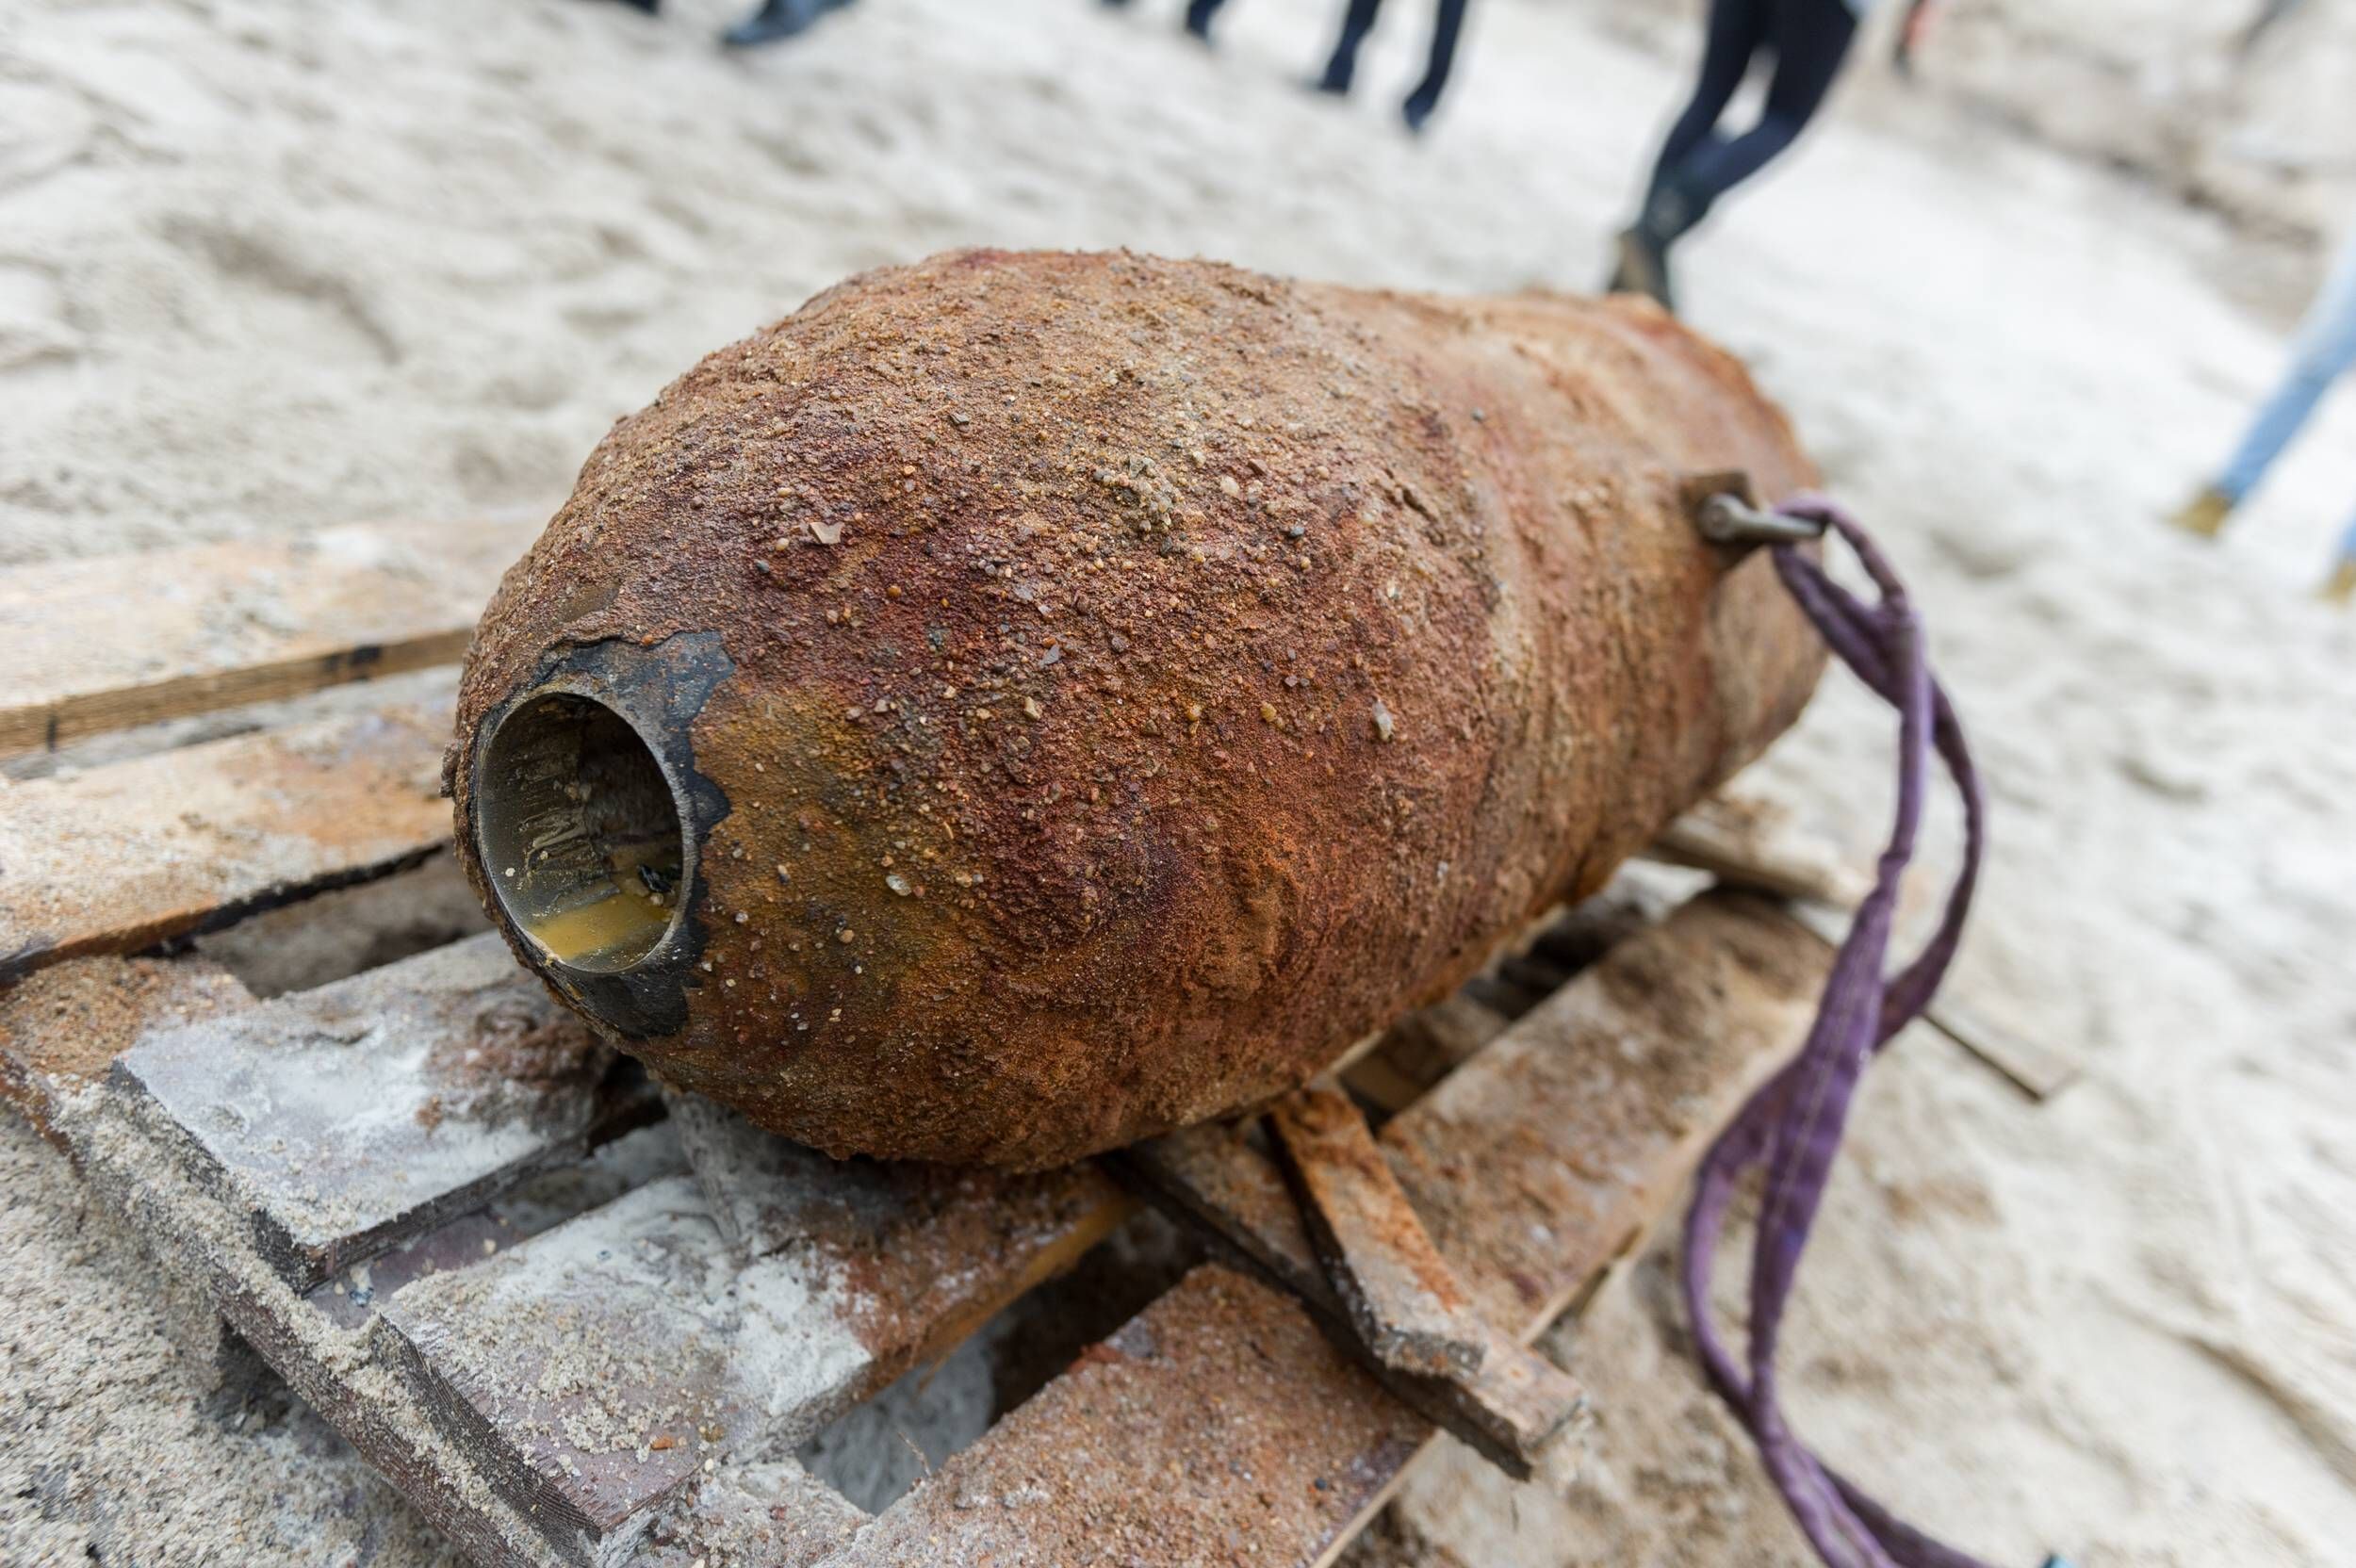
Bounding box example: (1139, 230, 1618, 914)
(449, 249, 1825, 1168)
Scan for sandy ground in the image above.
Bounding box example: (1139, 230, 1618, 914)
(5, 0, 2356, 1564)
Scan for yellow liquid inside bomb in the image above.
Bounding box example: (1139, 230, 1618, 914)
(526, 885, 671, 969)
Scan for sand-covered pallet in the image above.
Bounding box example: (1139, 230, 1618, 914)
(0, 514, 540, 758)
(0, 527, 1857, 1567)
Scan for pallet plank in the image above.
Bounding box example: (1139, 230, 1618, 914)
(110, 931, 644, 1291)
(68, 1064, 594, 1568)
(382, 1125, 1128, 1564)
(818, 1264, 1428, 1568)
(302, 1118, 693, 1331)
(667, 1091, 1133, 1368)
(1119, 1120, 1321, 1302)
(0, 694, 454, 983)
(1383, 890, 1824, 1331)
(1647, 792, 2081, 1100)
(862, 891, 1827, 1566)
(0, 515, 540, 757)
(382, 1175, 874, 1562)
(0, 952, 265, 1396)
(0, 952, 250, 1149)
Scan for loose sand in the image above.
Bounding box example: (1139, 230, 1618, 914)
(4, 1, 2354, 1564)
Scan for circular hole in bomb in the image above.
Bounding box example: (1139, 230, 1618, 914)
(475, 693, 686, 974)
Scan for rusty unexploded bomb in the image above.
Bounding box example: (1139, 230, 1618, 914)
(448, 249, 1825, 1169)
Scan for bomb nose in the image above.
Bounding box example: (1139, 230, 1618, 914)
(472, 690, 688, 976)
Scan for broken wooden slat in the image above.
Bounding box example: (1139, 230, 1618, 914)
(814, 1264, 1430, 1568)
(1267, 1087, 1485, 1380)
(1117, 1119, 1584, 1479)
(382, 1117, 1129, 1566)
(0, 514, 542, 757)
(1263, 1089, 1586, 1474)
(110, 931, 645, 1291)
(1119, 1120, 1320, 1301)
(0, 694, 454, 983)
(893, 890, 1828, 1566)
(0, 952, 250, 1149)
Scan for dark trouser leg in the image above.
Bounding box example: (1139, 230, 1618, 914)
(1645, 0, 1770, 209)
(1185, 0, 1227, 38)
(1401, 0, 1468, 130)
(1612, 0, 1764, 308)
(1317, 0, 1385, 93)
(1673, 0, 1857, 213)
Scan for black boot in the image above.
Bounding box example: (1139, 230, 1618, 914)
(720, 0, 853, 48)
(1401, 83, 1438, 133)
(1606, 172, 1710, 313)
(1399, 0, 1463, 134)
(1607, 228, 1675, 312)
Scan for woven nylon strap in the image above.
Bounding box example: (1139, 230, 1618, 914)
(1680, 494, 1994, 1568)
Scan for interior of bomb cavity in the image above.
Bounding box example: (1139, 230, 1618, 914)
(475, 692, 685, 973)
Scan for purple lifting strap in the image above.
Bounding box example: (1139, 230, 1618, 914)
(1680, 494, 1994, 1568)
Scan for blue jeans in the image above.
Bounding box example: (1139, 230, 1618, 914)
(2217, 226, 2356, 560)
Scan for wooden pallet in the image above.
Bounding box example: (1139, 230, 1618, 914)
(0, 519, 1862, 1568)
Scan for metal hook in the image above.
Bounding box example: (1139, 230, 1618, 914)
(1694, 492, 1827, 547)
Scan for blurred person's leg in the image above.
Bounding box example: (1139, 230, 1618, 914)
(1610, 0, 1771, 308)
(1401, 0, 1470, 133)
(2176, 229, 2356, 537)
(1317, 0, 1386, 94)
(720, 0, 854, 47)
(1891, 0, 1937, 77)
(1186, 0, 1228, 39)
(2217, 237, 2356, 500)
(2329, 508, 2356, 604)
(1672, 0, 1857, 205)
(1647, 0, 1768, 198)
